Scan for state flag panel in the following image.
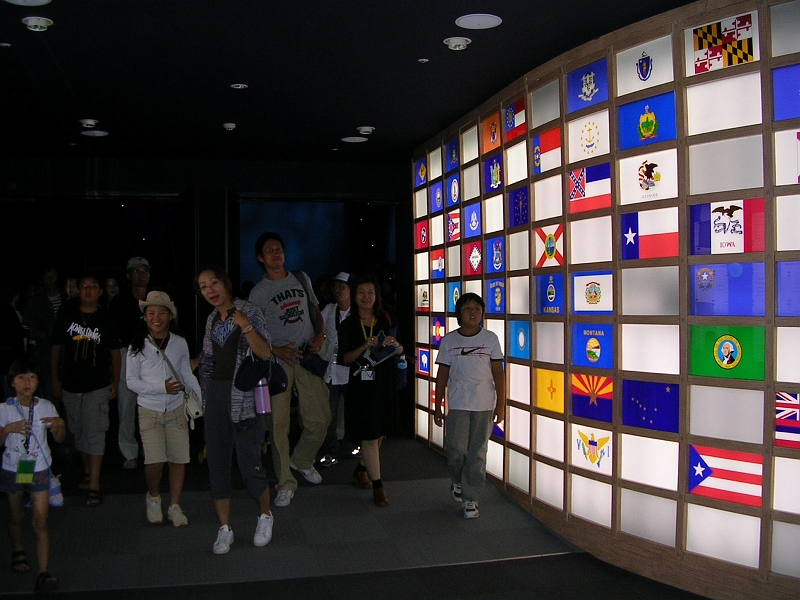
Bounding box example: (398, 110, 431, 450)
(571, 424, 613, 477)
(566, 58, 609, 114)
(572, 323, 614, 370)
(463, 203, 482, 239)
(621, 207, 679, 260)
(508, 320, 531, 360)
(691, 262, 765, 316)
(484, 236, 505, 274)
(444, 138, 459, 173)
(414, 157, 427, 187)
(483, 153, 504, 195)
(776, 392, 800, 449)
(536, 368, 565, 415)
(689, 198, 765, 255)
(535, 273, 565, 315)
(481, 113, 502, 155)
(777, 261, 800, 316)
(533, 126, 562, 175)
(572, 271, 613, 314)
(689, 325, 765, 381)
(534, 224, 565, 268)
(621, 379, 680, 433)
(684, 11, 760, 77)
(618, 92, 677, 150)
(568, 110, 610, 163)
(618, 148, 679, 206)
(446, 173, 460, 207)
(616, 35, 674, 97)
(485, 278, 506, 314)
(688, 444, 763, 508)
(504, 97, 526, 142)
(508, 186, 530, 228)
(569, 163, 612, 214)
(571, 373, 613, 423)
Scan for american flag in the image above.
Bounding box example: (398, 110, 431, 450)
(776, 392, 800, 449)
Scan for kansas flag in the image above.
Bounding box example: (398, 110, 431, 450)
(534, 224, 565, 268)
(446, 173, 460, 207)
(688, 444, 762, 507)
(689, 325, 765, 381)
(504, 97, 526, 142)
(486, 278, 506, 314)
(463, 203, 482, 238)
(508, 321, 531, 360)
(485, 237, 505, 273)
(776, 392, 800, 449)
(430, 180, 443, 214)
(773, 64, 800, 121)
(617, 92, 677, 150)
(567, 58, 609, 113)
(572, 271, 613, 314)
(535, 273, 564, 315)
(690, 198, 765, 255)
(621, 380, 680, 433)
(446, 209, 461, 243)
(445, 138, 459, 173)
(571, 373, 613, 423)
(569, 163, 611, 214)
(621, 207, 679, 260)
(572, 323, 614, 370)
(691, 263, 765, 317)
(533, 127, 561, 175)
(508, 186, 529, 228)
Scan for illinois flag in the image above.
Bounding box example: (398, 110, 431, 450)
(572, 271, 613, 314)
(689, 325, 765, 381)
(621, 380, 679, 433)
(569, 163, 611, 214)
(534, 224, 564, 268)
(618, 148, 679, 206)
(684, 12, 760, 76)
(567, 110, 610, 163)
(571, 373, 613, 423)
(446, 209, 461, 243)
(775, 129, 800, 185)
(504, 98, 526, 142)
(688, 444, 762, 507)
(689, 198, 765, 255)
(621, 206, 679, 260)
(533, 127, 561, 175)
(536, 368, 564, 414)
(776, 392, 800, 449)
(481, 112, 501, 155)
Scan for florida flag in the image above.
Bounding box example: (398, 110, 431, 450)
(688, 444, 762, 507)
(504, 98, 526, 143)
(569, 163, 611, 214)
(533, 127, 561, 175)
(621, 207, 679, 259)
(690, 198, 765, 255)
(776, 392, 800, 449)
(534, 224, 564, 268)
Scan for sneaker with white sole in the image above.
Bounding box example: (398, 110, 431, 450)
(290, 460, 322, 484)
(253, 513, 274, 546)
(213, 525, 234, 554)
(451, 483, 462, 502)
(273, 489, 294, 507)
(318, 455, 338, 467)
(463, 500, 479, 519)
(146, 493, 163, 524)
(167, 504, 188, 527)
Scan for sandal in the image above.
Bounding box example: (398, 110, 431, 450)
(11, 550, 30, 573)
(34, 571, 59, 592)
(78, 473, 90, 490)
(85, 489, 102, 507)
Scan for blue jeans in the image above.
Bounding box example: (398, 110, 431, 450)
(319, 383, 345, 456)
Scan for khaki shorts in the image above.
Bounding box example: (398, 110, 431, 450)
(138, 406, 190, 464)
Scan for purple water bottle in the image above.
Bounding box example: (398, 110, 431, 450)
(254, 378, 271, 414)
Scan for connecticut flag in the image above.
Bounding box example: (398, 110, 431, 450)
(621, 207, 679, 260)
(569, 163, 611, 214)
(504, 98, 526, 143)
(690, 198, 764, 255)
(533, 127, 561, 175)
(776, 392, 800, 449)
(688, 444, 762, 507)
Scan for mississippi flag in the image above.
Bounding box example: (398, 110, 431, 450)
(504, 98, 526, 143)
(534, 224, 564, 268)
(569, 163, 611, 214)
(690, 198, 765, 255)
(688, 444, 762, 507)
(621, 207, 679, 259)
(533, 127, 561, 175)
(776, 392, 800, 449)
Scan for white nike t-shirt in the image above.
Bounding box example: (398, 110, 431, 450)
(436, 328, 503, 411)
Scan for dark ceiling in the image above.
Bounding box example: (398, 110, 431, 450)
(0, 1, 695, 166)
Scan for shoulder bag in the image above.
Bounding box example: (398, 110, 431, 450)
(155, 337, 203, 430)
(234, 348, 289, 396)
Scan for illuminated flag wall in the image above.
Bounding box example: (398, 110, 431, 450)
(410, 0, 800, 593)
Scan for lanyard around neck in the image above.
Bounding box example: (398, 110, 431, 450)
(359, 317, 374, 355)
(15, 400, 34, 453)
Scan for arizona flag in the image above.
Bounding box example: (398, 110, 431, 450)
(690, 198, 765, 255)
(776, 392, 800, 449)
(688, 444, 762, 508)
(534, 224, 564, 268)
(504, 98, 526, 142)
(571, 373, 613, 423)
(533, 127, 561, 175)
(621, 207, 679, 259)
(569, 163, 611, 214)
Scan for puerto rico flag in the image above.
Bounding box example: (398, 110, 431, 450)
(776, 392, 800, 449)
(533, 127, 561, 175)
(688, 444, 762, 507)
(534, 224, 564, 268)
(569, 163, 611, 214)
(621, 207, 679, 259)
(504, 98, 526, 143)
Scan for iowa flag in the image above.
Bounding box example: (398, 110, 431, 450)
(504, 98, 526, 142)
(569, 163, 611, 214)
(571, 373, 613, 423)
(690, 198, 764, 255)
(534, 224, 564, 268)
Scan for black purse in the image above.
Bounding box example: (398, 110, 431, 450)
(234, 349, 288, 396)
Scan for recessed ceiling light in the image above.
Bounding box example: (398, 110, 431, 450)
(341, 136, 368, 143)
(81, 130, 108, 137)
(418, 58, 429, 63)
(21, 16, 52, 31)
(0, 43, 10, 47)
(4, 0, 51, 5)
(357, 126, 375, 135)
(79, 118, 98, 128)
(230, 83, 248, 89)
(223, 123, 236, 131)
(443, 37, 471, 51)
(455, 13, 502, 30)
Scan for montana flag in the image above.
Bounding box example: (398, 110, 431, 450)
(775, 129, 800, 185)
(508, 186, 529, 228)
(446, 209, 461, 242)
(446, 173, 460, 207)
(431, 317, 445, 347)
(776, 392, 800, 449)
(534, 224, 564, 268)
(572, 271, 613, 314)
(685, 12, 759, 76)
(571, 373, 613, 423)
(566, 58, 609, 114)
(445, 138, 459, 173)
(617, 92, 677, 150)
(691, 263, 765, 316)
(621, 380, 679, 433)
(688, 444, 762, 507)
(508, 321, 531, 360)
(773, 64, 800, 121)
(533, 127, 561, 175)
(414, 157, 427, 187)
(569, 163, 611, 214)
(431, 249, 445, 280)
(504, 98, 526, 142)
(481, 112, 501, 155)
(572, 323, 614, 370)
(486, 278, 505, 314)
(689, 325, 765, 381)
(415, 220, 429, 250)
(621, 207, 679, 259)
(690, 198, 765, 255)
(430, 180, 443, 214)
(536, 368, 564, 414)
(535, 273, 564, 315)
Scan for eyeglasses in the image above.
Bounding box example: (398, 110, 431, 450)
(262, 247, 283, 255)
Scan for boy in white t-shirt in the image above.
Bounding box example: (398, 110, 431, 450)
(434, 293, 505, 519)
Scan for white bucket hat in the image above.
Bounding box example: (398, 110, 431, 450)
(139, 290, 177, 319)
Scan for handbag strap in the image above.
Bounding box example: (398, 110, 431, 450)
(149, 335, 187, 394)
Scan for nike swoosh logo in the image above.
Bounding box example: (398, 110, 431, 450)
(460, 348, 480, 356)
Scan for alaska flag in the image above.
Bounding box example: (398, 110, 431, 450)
(571, 374, 613, 423)
(535, 273, 564, 315)
(777, 261, 800, 316)
(486, 278, 505, 314)
(621, 207, 679, 260)
(508, 321, 531, 360)
(508, 186, 529, 228)
(567, 58, 609, 113)
(463, 203, 481, 238)
(688, 444, 762, 508)
(691, 263, 765, 316)
(773, 63, 800, 121)
(430, 180, 444, 214)
(483, 154, 503, 194)
(414, 157, 427, 188)
(505, 97, 526, 142)
(618, 92, 677, 150)
(572, 323, 613, 370)
(485, 236, 505, 273)
(445, 138, 459, 173)
(690, 198, 765, 255)
(446, 173, 460, 207)
(621, 380, 679, 433)
(689, 325, 765, 381)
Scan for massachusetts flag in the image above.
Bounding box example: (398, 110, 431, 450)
(534, 224, 564, 268)
(690, 198, 765, 255)
(569, 163, 611, 214)
(504, 98, 526, 142)
(571, 374, 613, 423)
(688, 444, 762, 507)
(775, 392, 800, 449)
(621, 207, 679, 260)
(533, 127, 561, 175)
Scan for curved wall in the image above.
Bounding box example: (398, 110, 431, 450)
(410, 0, 800, 598)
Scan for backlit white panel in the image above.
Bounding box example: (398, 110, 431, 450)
(621, 434, 678, 491)
(689, 135, 763, 194)
(536, 414, 564, 461)
(509, 363, 531, 405)
(621, 324, 680, 374)
(415, 188, 428, 218)
(430, 214, 444, 247)
(416, 408, 429, 440)
(690, 385, 764, 443)
(535, 461, 564, 509)
(536, 321, 564, 364)
(570, 216, 612, 264)
(416, 316, 429, 344)
(485, 319, 505, 356)
(430, 350, 439, 378)
(507, 231, 529, 271)
(622, 266, 679, 315)
(620, 489, 677, 547)
(508, 449, 530, 493)
(771, 0, 800, 57)
(428, 147, 442, 181)
(463, 164, 480, 201)
(616, 36, 674, 97)
(777, 327, 800, 383)
(686, 504, 760, 568)
(568, 110, 610, 163)
(432, 415, 444, 448)
(509, 406, 531, 450)
(464, 279, 481, 295)
(571, 474, 612, 528)
(774, 457, 800, 515)
(506, 142, 528, 185)
(416, 377, 429, 408)
(416, 252, 429, 281)
(571, 424, 612, 476)
(531, 80, 560, 128)
(462, 126, 479, 163)
(534, 174, 563, 221)
(484, 194, 504, 234)
(618, 149, 679, 205)
(447, 245, 461, 277)
(777, 196, 800, 251)
(508, 275, 530, 314)
(486, 439, 503, 479)
(447, 317, 458, 332)
(772, 521, 800, 577)
(687, 73, 762, 135)
(431, 283, 445, 313)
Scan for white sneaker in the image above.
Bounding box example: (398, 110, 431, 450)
(212, 525, 234, 554)
(273, 489, 294, 507)
(253, 513, 274, 547)
(146, 493, 163, 524)
(290, 460, 322, 484)
(451, 483, 462, 503)
(167, 504, 188, 527)
(463, 500, 479, 519)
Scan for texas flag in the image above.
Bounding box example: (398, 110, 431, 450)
(690, 198, 765, 255)
(688, 444, 762, 507)
(534, 224, 564, 268)
(504, 98, 526, 143)
(776, 391, 800, 449)
(621, 206, 679, 259)
(533, 127, 561, 175)
(569, 163, 611, 214)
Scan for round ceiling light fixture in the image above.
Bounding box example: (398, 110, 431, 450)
(79, 118, 98, 128)
(223, 122, 236, 131)
(443, 37, 471, 51)
(230, 83, 248, 89)
(4, 0, 51, 5)
(455, 14, 502, 30)
(22, 16, 53, 31)
(81, 130, 108, 137)
(357, 126, 375, 135)
(341, 136, 368, 143)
